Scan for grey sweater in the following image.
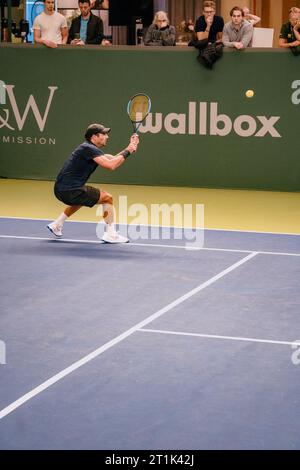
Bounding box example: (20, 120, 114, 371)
(144, 24, 176, 46)
(222, 20, 253, 47)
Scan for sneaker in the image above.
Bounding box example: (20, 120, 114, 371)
(102, 231, 129, 244)
(47, 222, 63, 238)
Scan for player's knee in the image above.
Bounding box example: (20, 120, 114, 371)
(102, 192, 113, 205)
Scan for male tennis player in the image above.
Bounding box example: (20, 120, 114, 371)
(47, 123, 139, 243)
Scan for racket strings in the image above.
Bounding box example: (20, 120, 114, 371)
(128, 95, 150, 123)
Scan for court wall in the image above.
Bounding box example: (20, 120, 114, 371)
(0, 44, 299, 191)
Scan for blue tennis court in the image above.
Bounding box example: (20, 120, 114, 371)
(0, 217, 300, 450)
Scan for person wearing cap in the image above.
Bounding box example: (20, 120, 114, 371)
(47, 124, 139, 243)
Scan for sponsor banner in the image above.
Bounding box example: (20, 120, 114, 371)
(0, 46, 299, 190)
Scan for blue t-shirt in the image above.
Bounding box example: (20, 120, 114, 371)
(195, 15, 224, 42)
(80, 18, 88, 43)
(55, 141, 104, 190)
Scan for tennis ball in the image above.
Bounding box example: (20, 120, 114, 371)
(246, 89, 254, 98)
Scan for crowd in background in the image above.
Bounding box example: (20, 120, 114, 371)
(31, 0, 300, 52)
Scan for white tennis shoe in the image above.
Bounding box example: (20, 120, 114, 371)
(102, 231, 129, 244)
(47, 222, 63, 238)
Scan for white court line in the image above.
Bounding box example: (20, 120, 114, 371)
(0, 251, 257, 420)
(139, 328, 297, 347)
(0, 234, 102, 244)
(132, 242, 300, 257)
(0, 216, 300, 236)
(0, 234, 300, 257)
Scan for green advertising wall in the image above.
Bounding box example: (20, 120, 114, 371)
(0, 44, 300, 191)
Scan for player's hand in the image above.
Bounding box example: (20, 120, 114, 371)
(130, 134, 139, 145)
(127, 141, 138, 154)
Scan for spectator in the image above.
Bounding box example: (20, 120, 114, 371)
(68, 0, 107, 45)
(144, 11, 176, 46)
(33, 0, 68, 48)
(279, 7, 300, 49)
(222, 6, 253, 49)
(243, 6, 261, 26)
(195, 0, 224, 43)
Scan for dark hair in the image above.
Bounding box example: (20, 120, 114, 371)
(78, 0, 90, 4)
(230, 6, 244, 17)
(84, 123, 111, 141)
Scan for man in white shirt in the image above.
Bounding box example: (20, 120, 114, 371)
(222, 6, 253, 49)
(33, 0, 68, 48)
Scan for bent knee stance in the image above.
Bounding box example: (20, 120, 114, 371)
(99, 191, 113, 205)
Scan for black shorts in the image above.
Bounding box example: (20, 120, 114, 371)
(54, 185, 100, 207)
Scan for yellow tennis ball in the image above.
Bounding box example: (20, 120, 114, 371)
(246, 89, 254, 98)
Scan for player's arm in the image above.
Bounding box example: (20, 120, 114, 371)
(93, 154, 128, 170)
(93, 139, 139, 171)
(104, 135, 139, 160)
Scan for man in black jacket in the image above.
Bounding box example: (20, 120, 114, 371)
(67, 0, 105, 45)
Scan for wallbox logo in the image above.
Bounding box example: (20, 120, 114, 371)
(291, 80, 300, 104)
(139, 102, 281, 138)
(0, 82, 57, 131)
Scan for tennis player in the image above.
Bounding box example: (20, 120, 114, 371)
(47, 123, 139, 243)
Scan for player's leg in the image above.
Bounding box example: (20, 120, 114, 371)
(49, 205, 82, 236)
(47, 205, 82, 238)
(97, 191, 129, 243)
(64, 205, 82, 217)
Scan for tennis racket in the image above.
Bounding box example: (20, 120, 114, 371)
(127, 93, 151, 134)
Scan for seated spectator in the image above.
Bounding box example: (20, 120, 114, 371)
(222, 6, 253, 49)
(68, 0, 107, 45)
(144, 11, 176, 46)
(195, 0, 224, 43)
(243, 6, 261, 25)
(33, 0, 68, 48)
(279, 7, 300, 49)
